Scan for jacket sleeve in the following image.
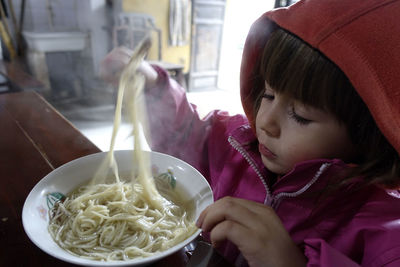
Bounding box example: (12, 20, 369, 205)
(303, 238, 400, 267)
(304, 239, 360, 267)
(144, 65, 231, 175)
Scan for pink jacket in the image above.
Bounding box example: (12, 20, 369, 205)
(145, 0, 400, 265)
(146, 66, 400, 266)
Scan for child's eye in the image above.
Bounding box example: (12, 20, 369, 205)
(288, 107, 312, 125)
(262, 93, 274, 101)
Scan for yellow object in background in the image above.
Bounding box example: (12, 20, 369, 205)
(0, 20, 16, 60)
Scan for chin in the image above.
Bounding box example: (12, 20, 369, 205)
(261, 157, 288, 175)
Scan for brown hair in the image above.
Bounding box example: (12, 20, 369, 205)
(254, 28, 400, 188)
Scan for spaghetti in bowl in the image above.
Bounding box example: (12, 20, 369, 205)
(22, 150, 213, 266)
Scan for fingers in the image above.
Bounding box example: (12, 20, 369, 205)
(196, 197, 307, 267)
(197, 197, 274, 232)
(116, 46, 134, 58)
(196, 197, 280, 248)
(99, 46, 135, 85)
(105, 47, 133, 68)
(208, 218, 259, 250)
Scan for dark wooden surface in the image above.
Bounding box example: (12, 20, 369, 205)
(0, 91, 232, 267)
(0, 91, 101, 266)
(0, 59, 44, 93)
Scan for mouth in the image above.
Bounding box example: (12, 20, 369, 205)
(258, 143, 277, 159)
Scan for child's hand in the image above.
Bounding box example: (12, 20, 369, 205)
(196, 197, 307, 267)
(99, 46, 158, 88)
(100, 46, 133, 86)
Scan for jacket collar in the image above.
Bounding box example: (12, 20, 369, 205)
(229, 125, 349, 200)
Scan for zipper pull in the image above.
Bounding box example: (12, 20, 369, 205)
(265, 195, 274, 206)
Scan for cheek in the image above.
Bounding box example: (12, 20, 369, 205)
(282, 143, 313, 165)
(255, 111, 265, 135)
(285, 131, 350, 163)
(319, 133, 355, 160)
(280, 131, 330, 166)
(255, 107, 264, 124)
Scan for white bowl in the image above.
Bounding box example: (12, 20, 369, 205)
(22, 150, 213, 266)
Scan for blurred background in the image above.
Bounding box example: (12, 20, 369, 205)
(0, 0, 297, 151)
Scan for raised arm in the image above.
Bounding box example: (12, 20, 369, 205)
(99, 46, 228, 175)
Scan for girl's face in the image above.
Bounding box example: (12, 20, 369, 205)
(255, 83, 356, 175)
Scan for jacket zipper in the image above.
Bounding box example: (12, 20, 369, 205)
(228, 135, 332, 209)
(228, 136, 273, 205)
(271, 163, 331, 209)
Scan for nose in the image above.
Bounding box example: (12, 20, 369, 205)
(259, 102, 281, 138)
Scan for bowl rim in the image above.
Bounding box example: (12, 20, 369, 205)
(22, 150, 213, 266)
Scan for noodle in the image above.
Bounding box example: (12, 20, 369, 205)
(48, 38, 197, 261)
(48, 180, 196, 261)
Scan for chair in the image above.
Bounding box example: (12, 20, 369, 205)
(112, 12, 186, 88)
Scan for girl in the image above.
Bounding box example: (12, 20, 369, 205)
(101, 0, 400, 266)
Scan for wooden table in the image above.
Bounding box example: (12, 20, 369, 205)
(0, 91, 101, 266)
(0, 91, 232, 266)
(0, 59, 44, 93)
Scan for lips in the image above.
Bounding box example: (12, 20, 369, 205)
(258, 143, 276, 159)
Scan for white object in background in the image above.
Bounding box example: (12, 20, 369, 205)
(22, 31, 87, 52)
(22, 31, 88, 94)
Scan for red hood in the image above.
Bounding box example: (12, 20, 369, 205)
(240, 0, 400, 155)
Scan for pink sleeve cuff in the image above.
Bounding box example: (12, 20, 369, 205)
(146, 64, 170, 95)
